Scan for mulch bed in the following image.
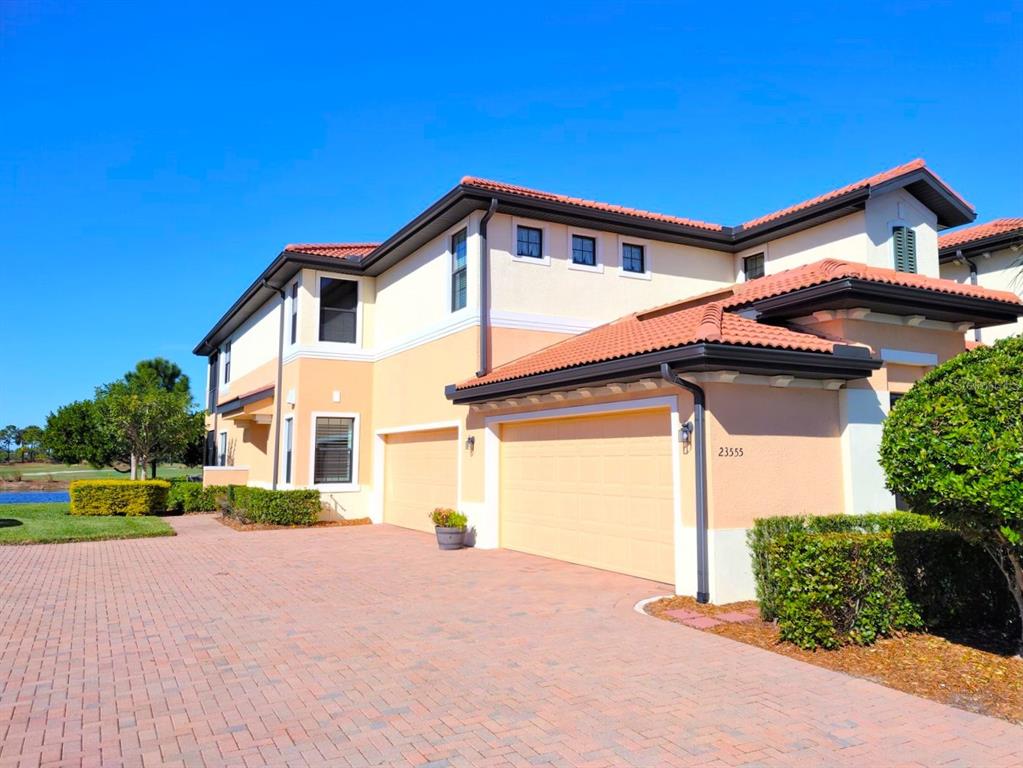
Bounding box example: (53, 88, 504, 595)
(215, 515, 372, 532)
(647, 595, 1023, 725)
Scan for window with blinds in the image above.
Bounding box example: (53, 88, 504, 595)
(451, 228, 467, 311)
(319, 278, 358, 343)
(314, 416, 354, 484)
(892, 226, 917, 273)
(743, 252, 765, 280)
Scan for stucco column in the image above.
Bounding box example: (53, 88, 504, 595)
(838, 387, 896, 514)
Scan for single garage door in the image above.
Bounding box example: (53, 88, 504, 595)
(500, 409, 675, 583)
(383, 428, 458, 533)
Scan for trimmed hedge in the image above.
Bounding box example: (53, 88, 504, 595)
(749, 512, 939, 620)
(750, 512, 1016, 649)
(227, 486, 320, 526)
(770, 533, 923, 649)
(69, 479, 171, 516)
(167, 481, 226, 513)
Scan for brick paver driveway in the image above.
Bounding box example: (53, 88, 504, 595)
(2, 517, 1021, 768)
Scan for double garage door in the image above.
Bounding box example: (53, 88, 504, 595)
(382, 411, 675, 584)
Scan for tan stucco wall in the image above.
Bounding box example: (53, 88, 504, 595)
(755, 212, 871, 276)
(704, 383, 844, 528)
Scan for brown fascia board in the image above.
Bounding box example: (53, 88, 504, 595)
(938, 230, 1023, 262)
(445, 343, 880, 405)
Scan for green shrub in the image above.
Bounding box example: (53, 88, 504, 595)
(167, 481, 225, 513)
(771, 533, 923, 649)
(69, 479, 171, 516)
(429, 507, 467, 528)
(227, 486, 320, 526)
(749, 512, 938, 620)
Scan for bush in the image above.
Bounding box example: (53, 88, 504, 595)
(167, 481, 225, 513)
(749, 512, 1017, 649)
(429, 507, 467, 528)
(69, 479, 171, 516)
(771, 533, 924, 649)
(749, 512, 938, 620)
(226, 486, 320, 526)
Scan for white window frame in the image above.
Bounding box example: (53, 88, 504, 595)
(288, 276, 301, 348)
(617, 235, 652, 280)
(742, 252, 766, 282)
(281, 416, 294, 487)
(221, 341, 232, 388)
(511, 217, 551, 266)
(313, 272, 365, 350)
(308, 411, 360, 492)
(447, 224, 472, 316)
(217, 431, 228, 467)
(567, 229, 604, 274)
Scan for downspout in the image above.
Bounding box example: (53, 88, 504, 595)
(264, 279, 287, 490)
(957, 249, 982, 342)
(476, 198, 499, 377)
(660, 363, 710, 603)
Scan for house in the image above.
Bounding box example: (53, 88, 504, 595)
(938, 218, 1023, 343)
(194, 159, 1022, 603)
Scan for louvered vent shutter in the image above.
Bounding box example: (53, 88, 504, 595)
(314, 417, 354, 483)
(893, 226, 917, 273)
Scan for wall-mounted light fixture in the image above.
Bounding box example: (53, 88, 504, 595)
(678, 421, 693, 446)
(465, 435, 475, 452)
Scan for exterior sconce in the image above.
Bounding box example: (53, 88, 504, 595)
(679, 421, 693, 446)
(465, 435, 475, 452)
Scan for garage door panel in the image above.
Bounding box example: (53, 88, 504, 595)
(501, 410, 674, 584)
(384, 428, 457, 533)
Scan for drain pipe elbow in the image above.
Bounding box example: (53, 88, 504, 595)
(659, 363, 710, 604)
(476, 198, 499, 378)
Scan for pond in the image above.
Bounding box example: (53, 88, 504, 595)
(0, 491, 70, 504)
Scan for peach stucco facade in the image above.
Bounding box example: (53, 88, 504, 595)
(199, 164, 1016, 602)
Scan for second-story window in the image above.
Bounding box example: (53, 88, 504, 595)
(622, 243, 645, 273)
(892, 225, 917, 273)
(289, 282, 298, 345)
(451, 228, 467, 311)
(223, 342, 231, 384)
(743, 253, 765, 281)
(572, 235, 596, 266)
(516, 225, 543, 258)
(319, 277, 358, 343)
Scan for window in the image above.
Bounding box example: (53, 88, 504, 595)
(319, 277, 358, 343)
(217, 432, 227, 467)
(207, 354, 218, 410)
(516, 225, 543, 258)
(571, 235, 596, 266)
(205, 430, 216, 466)
(289, 282, 298, 345)
(313, 416, 354, 484)
(283, 417, 293, 485)
(892, 225, 917, 273)
(451, 228, 468, 311)
(743, 252, 765, 281)
(223, 342, 231, 384)
(622, 243, 645, 273)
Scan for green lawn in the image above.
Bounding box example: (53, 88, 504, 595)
(0, 502, 175, 544)
(0, 462, 200, 481)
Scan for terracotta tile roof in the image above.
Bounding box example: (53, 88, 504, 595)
(460, 176, 726, 232)
(457, 302, 837, 390)
(284, 243, 379, 260)
(965, 340, 986, 351)
(739, 159, 972, 230)
(647, 259, 1022, 314)
(938, 218, 1023, 251)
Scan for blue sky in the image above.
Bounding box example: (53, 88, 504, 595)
(2, 0, 1021, 428)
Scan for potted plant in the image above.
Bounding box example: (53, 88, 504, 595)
(429, 507, 467, 550)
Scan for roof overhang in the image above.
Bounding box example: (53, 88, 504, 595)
(445, 343, 879, 405)
(939, 230, 1023, 262)
(215, 386, 275, 416)
(743, 278, 1023, 328)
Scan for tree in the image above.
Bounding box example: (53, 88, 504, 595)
(95, 367, 194, 480)
(18, 425, 44, 462)
(1, 425, 18, 461)
(43, 400, 125, 468)
(125, 357, 190, 396)
(880, 335, 1023, 655)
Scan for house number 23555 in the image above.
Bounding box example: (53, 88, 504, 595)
(718, 447, 744, 457)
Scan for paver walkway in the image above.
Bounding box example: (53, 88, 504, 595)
(1, 516, 1021, 767)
